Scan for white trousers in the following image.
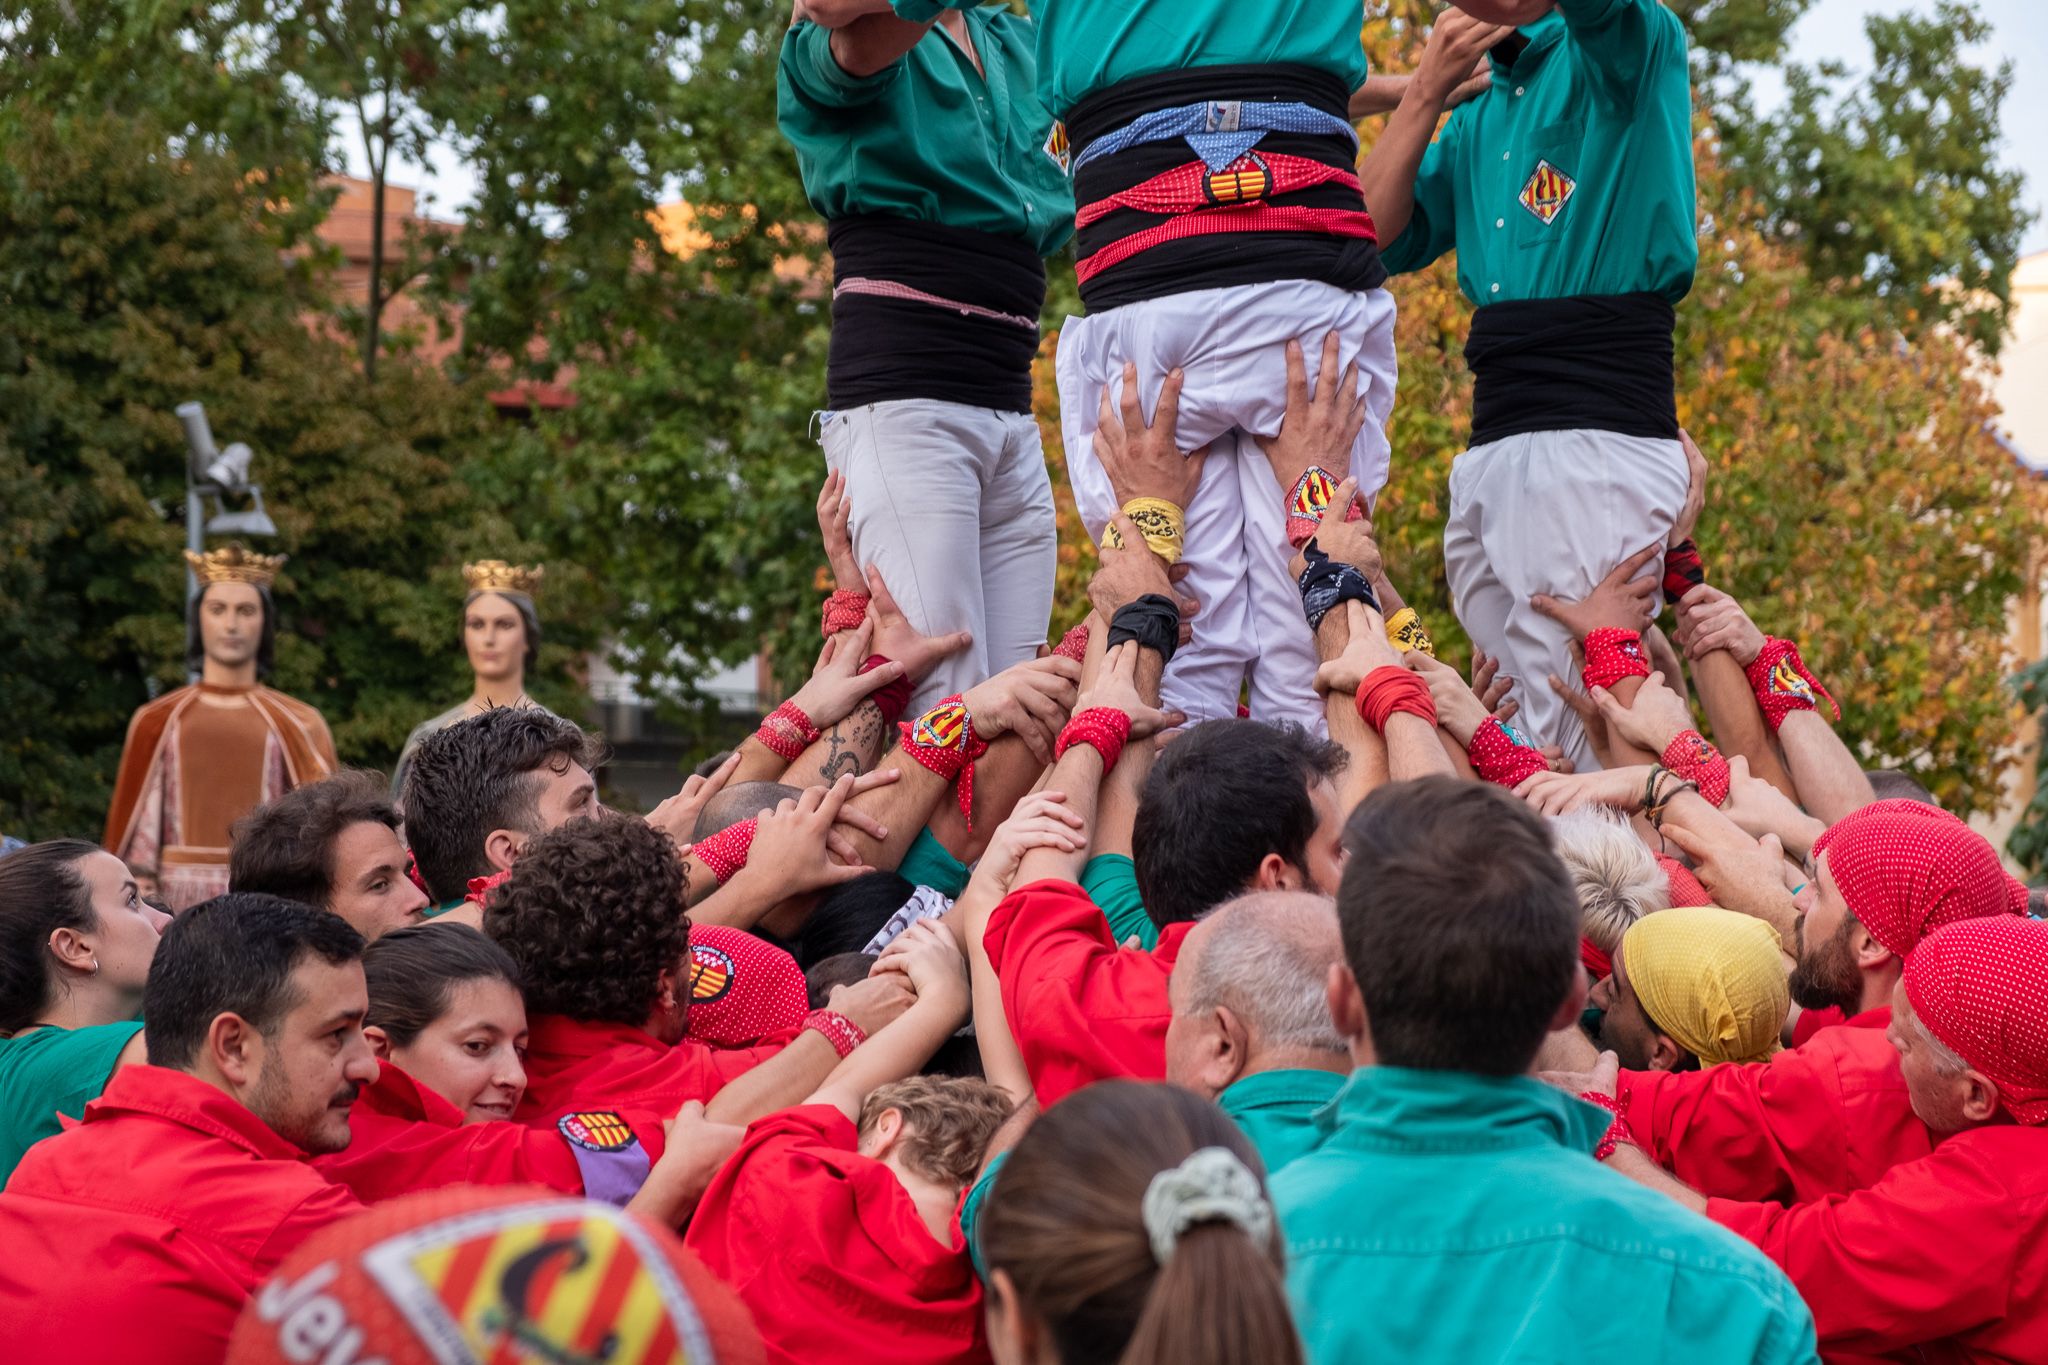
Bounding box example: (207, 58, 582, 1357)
(821, 399, 1058, 713)
(1443, 428, 1692, 773)
(1057, 281, 1400, 731)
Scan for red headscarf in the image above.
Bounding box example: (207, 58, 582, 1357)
(684, 925, 809, 1048)
(1904, 916, 2048, 1126)
(1810, 800, 2025, 960)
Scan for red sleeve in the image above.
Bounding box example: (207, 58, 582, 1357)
(318, 1117, 589, 1202)
(683, 1105, 871, 1286)
(1708, 1140, 2022, 1357)
(986, 879, 1172, 1107)
(1620, 1050, 1840, 1204)
(701, 1028, 802, 1087)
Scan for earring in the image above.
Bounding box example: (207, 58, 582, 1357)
(89, 959, 100, 976)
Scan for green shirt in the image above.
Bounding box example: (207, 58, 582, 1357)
(1080, 853, 1156, 950)
(898, 827, 971, 900)
(1381, 0, 1697, 307)
(0, 1021, 141, 1186)
(1218, 1067, 1344, 1174)
(778, 7, 1074, 258)
(1273, 1067, 1818, 1364)
(892, 0, 1369, 121)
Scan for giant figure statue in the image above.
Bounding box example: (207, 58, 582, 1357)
(103, 545, 338, 910)
(391, 560, 544, 798)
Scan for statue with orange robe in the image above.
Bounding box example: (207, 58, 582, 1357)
(102, 545, 338, 910)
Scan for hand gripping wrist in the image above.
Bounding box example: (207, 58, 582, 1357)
(861, 655, 913, 727)
(1107, 595, 1180, 665)
(1286, 466, 1367, 549)
(1297, 542, 1379, 633)
(1355, 666, 1437, 734)
(1101, 498, 1185, 564)
(1054, 707, 1133, 773)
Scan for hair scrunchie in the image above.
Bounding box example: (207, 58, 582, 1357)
(1355, 665, 1437, 734)
(1140, 1146, 1274, 1265)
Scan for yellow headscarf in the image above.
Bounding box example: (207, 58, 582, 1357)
(1621, 907, 1788, 1066)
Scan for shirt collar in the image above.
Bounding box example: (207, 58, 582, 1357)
(1313, 1065, 1611, 1157)
(1220, 1066, 1347, 1116)
(84, 1063, 310, 1160)
(1846, 1006, 1893, 1030)
(1491, 14, 1565, 83)
(527, 1014, 663, 1063)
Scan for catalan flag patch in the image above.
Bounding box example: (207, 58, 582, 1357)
(689, 942, 734, 1005)
(360, 1198, 714, 1364)
(1519, 158, 1576, 225)
(1043, 121, 1071, 175)
(912, 700, 970, 752)
(1205, 151, 1271, 206)
(558, 1111, 637, 1153)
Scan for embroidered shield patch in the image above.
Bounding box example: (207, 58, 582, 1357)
(913, 701, 969, 752)
(1205, 151, 1271, 206)
(359, 1198, 711, 1363)
(1769, 657, 1816, 706)
(1519, 159, 1576, 225)
(688, 943, 734, 1005)
(1043, 121, 1070, 175)
(558, 1111, 637, 1153)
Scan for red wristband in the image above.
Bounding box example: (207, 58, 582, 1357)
(1745, 636, 1840, 732)
(862, 655, 913, 727)
(1354, 665, 1438, 734)
(1053, 622, 1090, 663)
(693, 819, 756, 886)
(1661, 729, 1731, 807)
(753, 700, 821, 762)
(1581, 628, 1652, 692)
(1662, 539, 1705, 603)
(1578, 1090, 1634, 1162)
(801, 1009, 867, 1060)
(1468, 716, 1548, 788)
(1054, 707, 1132, 773)
(822, 589, 870, 638)
(1580, 937, 1612, 982)
(899, 695, 990, 828)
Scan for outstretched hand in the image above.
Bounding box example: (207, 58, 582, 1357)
(646, 752, 740, 849)
(865, 564, 974, 684)
(1256, 332, 1366, 494)
(1094, 362, 1207, 510)
(1075, 641, 1186, 742)
(788, 618, 909, 730)
(817, 469, 863, 594)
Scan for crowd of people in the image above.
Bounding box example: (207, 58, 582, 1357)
(5, 0, 2048, 1362)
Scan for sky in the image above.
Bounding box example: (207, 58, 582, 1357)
(353, 0, 2048, 253)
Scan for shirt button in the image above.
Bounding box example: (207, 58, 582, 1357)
(1503, 151, 1511, 161)
(1514, 86, 1525, 96)
(1491, 283, 1501, 293)
(1495, 217, 1505, 228)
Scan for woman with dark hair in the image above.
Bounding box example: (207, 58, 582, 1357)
(314, 923, 735, 1225)
(0, 840, 168, 1183)
(976, 1081, 1305, 1365)
(392, 559, 548, 796)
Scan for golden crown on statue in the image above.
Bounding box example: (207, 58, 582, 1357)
(184, 543, 286, 588)
(462, 560, 544, 596)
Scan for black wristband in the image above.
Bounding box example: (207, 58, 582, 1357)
(1297, 541, 1379, 632)
(1108, 594, 1180, 665)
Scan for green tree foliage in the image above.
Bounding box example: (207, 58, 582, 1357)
(1715, 1, 2032, 354)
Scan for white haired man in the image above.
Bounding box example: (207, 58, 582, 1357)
(1163, 889, 1350, 1172)
(1549, 809, 1669, 982)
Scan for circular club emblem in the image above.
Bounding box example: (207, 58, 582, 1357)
(1206, 151, 1271, 206)
(689, 943, 734, 1004)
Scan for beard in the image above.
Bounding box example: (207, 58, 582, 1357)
(1787, 915, 1863, 1015)
(249, 1061, 360, 1155)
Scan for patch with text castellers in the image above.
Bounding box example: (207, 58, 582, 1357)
(689, 942, 734, 1005)
(1519, 158, 1576, 225)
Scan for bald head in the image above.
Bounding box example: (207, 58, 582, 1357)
(1165, 891, 1347, 1095)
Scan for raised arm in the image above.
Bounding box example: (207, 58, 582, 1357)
(1358, 12, 1505, 253)
(809, 921, 973, 1121)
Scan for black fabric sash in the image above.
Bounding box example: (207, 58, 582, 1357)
(1465, 292, 1678, 447)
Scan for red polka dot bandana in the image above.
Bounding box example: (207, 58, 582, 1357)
(684, 924, 808, 1048)
(1905, 916, 2048, 1125)
(1811, 800, 2026, 960)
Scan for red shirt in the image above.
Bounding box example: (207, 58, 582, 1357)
(0, 1065, 362, 1365)
(517, 1014, 795, 1124)
(985, 879, 1194, 1107)
(1618, 1007, 1931, 1204)
(312, 1061, 669, 1203)
(685, 1105, 985, 1365)
(1711, 1126, 2048, 1364)
(1790, 1004, 1849, 1048)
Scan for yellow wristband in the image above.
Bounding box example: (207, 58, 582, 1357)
(1386, 607, 1436, 658)
(1101, 497, 1185, 564)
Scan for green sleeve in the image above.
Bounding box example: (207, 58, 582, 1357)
(1081, 853, 1158, 951)
(1377, 112, 1463, 277)
(890, 0, 983, 21)
(960, 1150, 1009, 1281)
(781, 17, 905, 110)
(898, 827, 972, 899)
(1553, 0, 1685, 105)
(0, 1022, 141, 1185)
